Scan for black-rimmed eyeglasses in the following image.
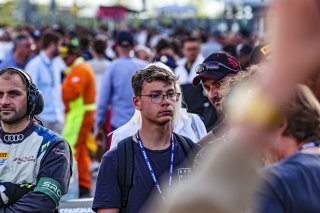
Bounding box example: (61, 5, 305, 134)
(138, 92, 181, 104)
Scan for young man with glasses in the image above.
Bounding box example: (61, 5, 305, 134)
(192, 52, 241, 146)
(93, 65, 200, 213)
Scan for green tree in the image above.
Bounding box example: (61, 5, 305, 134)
(0, 0, 19, 25)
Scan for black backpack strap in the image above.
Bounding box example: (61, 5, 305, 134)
(117, 137, 134, 213)
(174, 133, 198, 164)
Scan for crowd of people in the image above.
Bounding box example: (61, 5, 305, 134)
(0, 0, 319, 212)
(0, 22, 263, 197)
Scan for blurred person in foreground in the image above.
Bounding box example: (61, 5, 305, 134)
(192, 52, 242, 146)
(60, 43, 96, 198)
(221, 0, 320, 157)
(93, 64, 200, 213)
(161, 67, 261, 213)
(162, 80, 320, 213)
(0, 67, 72, 212)
(0, 34, 34, 70)
(224, 1, 320, 211)
(110, 62, 207, 149)
(94, 31, 147, 147)
(226, 0, 320, 153)
(246, 0, 320, 109)
(161, 0, 320, 212)
(247, 85, 320, 212)
(161, 65, 263, 213)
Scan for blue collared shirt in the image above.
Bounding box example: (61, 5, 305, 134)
(95, 56, 147, 129)
(0, 53, 29, 70)
(25, 51, 66, 123)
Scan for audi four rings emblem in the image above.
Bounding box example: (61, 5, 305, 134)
(3, 134, 24, 142)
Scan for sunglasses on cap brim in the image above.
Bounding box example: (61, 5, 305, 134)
(195, 61, 240, 74)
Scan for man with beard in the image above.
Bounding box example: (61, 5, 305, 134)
(0, 67, 72, 212)
(25, 30, 65, 134)
(192, 52, 242, 145)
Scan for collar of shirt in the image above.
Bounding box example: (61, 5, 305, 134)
(39, 51, 52, 67)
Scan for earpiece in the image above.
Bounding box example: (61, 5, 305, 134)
(27, 83, 44, 116)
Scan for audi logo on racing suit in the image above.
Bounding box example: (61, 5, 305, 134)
(3, 134, 24, 142)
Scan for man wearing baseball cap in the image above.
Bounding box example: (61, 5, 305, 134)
(192, 52, 242, 146)
(95, 31, 147, 147)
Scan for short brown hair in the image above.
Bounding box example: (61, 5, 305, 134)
(41, 30, 61, 49)
(0, 68, 29, 89)
(131, 63, 178, 96)
(182, 36, 200, 48)
(283, 85, 320, 143)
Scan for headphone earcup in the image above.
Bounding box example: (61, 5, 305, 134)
(33, 89, 44, 115)
(27, 85, 44, 116)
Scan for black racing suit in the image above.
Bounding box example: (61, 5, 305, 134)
(0, 121, 72, 212)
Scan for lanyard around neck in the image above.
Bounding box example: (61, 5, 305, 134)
(296, 141, 320, 153)
(135, 132, 175, 202)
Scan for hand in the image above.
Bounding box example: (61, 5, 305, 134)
(94, 128, 105, 146)
(94, 128, 108, 161)
(0, 183, 34, 206)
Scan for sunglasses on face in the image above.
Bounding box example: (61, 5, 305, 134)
(195, 61, 240, 74)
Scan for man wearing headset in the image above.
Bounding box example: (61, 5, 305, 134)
(0, 67, 72, 212)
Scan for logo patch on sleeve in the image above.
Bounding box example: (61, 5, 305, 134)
(34, 177, 64, 205)
(0, 152, 8, 166)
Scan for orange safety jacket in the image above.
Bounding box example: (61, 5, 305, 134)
(62, 57, 96, 189)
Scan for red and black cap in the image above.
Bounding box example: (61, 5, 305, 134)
(192, 52, 242, 86)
